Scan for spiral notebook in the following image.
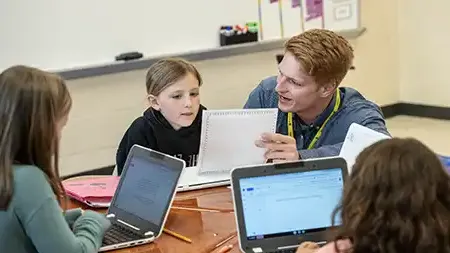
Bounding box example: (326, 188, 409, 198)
(197, 109, 278, 174)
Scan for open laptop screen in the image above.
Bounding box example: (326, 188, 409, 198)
(239, 168, 343, 240)
(113, 154, 180, 227)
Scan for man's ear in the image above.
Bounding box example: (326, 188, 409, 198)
(147, 95, 160, 111)
(319, 83, 337, 98)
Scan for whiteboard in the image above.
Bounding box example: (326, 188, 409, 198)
(0, 0, 259, 72)
(0, 0, 360, 73)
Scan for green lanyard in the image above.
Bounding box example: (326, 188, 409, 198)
(287, 89, 341, 149)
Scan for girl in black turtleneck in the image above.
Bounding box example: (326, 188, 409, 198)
(116, 58, 206, 175)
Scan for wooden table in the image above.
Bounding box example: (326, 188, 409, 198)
(67, 186, 240, 253)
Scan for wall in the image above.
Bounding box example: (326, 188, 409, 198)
(342, 0, 399, 106)
(60, 0, 400, 176)
(398, 0, 450, 107)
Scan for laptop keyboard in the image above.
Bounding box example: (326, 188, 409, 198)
(102, 223, 143, 246)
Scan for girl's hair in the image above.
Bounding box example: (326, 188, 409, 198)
(145, 58, 202, 96)
(0, 65, 72, 209)
(331, 137, 450, 253)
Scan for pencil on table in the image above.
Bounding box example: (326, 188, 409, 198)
(163, 228, 192, 243)
(214, 232, 237, 249)
(171, 206, 234, 213)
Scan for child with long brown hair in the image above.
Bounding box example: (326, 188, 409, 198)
(116, 58, 206, 174)
(297, 137, 450, 253)
(0, 65, 110, 252)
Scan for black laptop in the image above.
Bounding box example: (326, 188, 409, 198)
(231, 157, 348, 253)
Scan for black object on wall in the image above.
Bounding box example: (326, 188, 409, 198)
(115, 52, 143, 61)
(220, 32, 258, 46)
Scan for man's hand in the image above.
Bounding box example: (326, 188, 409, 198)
(296, 241, 320, 253)
(255, 133, 300, 163)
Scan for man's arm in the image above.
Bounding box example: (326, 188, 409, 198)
(298, 143, 342, 159)
(244, 83, 265, 109)
(243, 76, 278, 109)
(299, 113, 390, 159)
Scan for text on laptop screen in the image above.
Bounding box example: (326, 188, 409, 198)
(113, 156, 179, 226)
(239, 168, 343, 240)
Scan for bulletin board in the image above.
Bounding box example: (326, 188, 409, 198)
(258, 0, 360, 41)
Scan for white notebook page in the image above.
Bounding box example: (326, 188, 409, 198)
(197, 109, 278, 174)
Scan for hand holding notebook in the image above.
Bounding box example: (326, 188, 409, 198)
(255, 132, 299, 162)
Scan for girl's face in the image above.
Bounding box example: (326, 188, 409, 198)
(150, 73, 201, 130)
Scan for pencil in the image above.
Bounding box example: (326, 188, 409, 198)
(171, 206, 234, 213)
(163, 228, 192, 243)
(201, 231, 237, 253)
(214, 232, 237, 249)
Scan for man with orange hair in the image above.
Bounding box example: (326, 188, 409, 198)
(245, 29, 389, 162)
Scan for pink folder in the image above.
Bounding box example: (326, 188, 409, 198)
(63, 176, 120, 208)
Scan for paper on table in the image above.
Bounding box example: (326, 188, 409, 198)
(339, 123, 390, 172)
(197, 109, 278, 174)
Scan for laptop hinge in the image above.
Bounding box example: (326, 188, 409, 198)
(106, 213, 115, 219)
(107, 213, 154, 237)
(144, 231, 155, 237)
(117, 219, 140, 231)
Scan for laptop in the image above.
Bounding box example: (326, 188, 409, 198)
(231, 157, 348, 253)
(99, 144, 185, 252)
(177, 166, 230, 192)
(339, 123, 390, 172)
